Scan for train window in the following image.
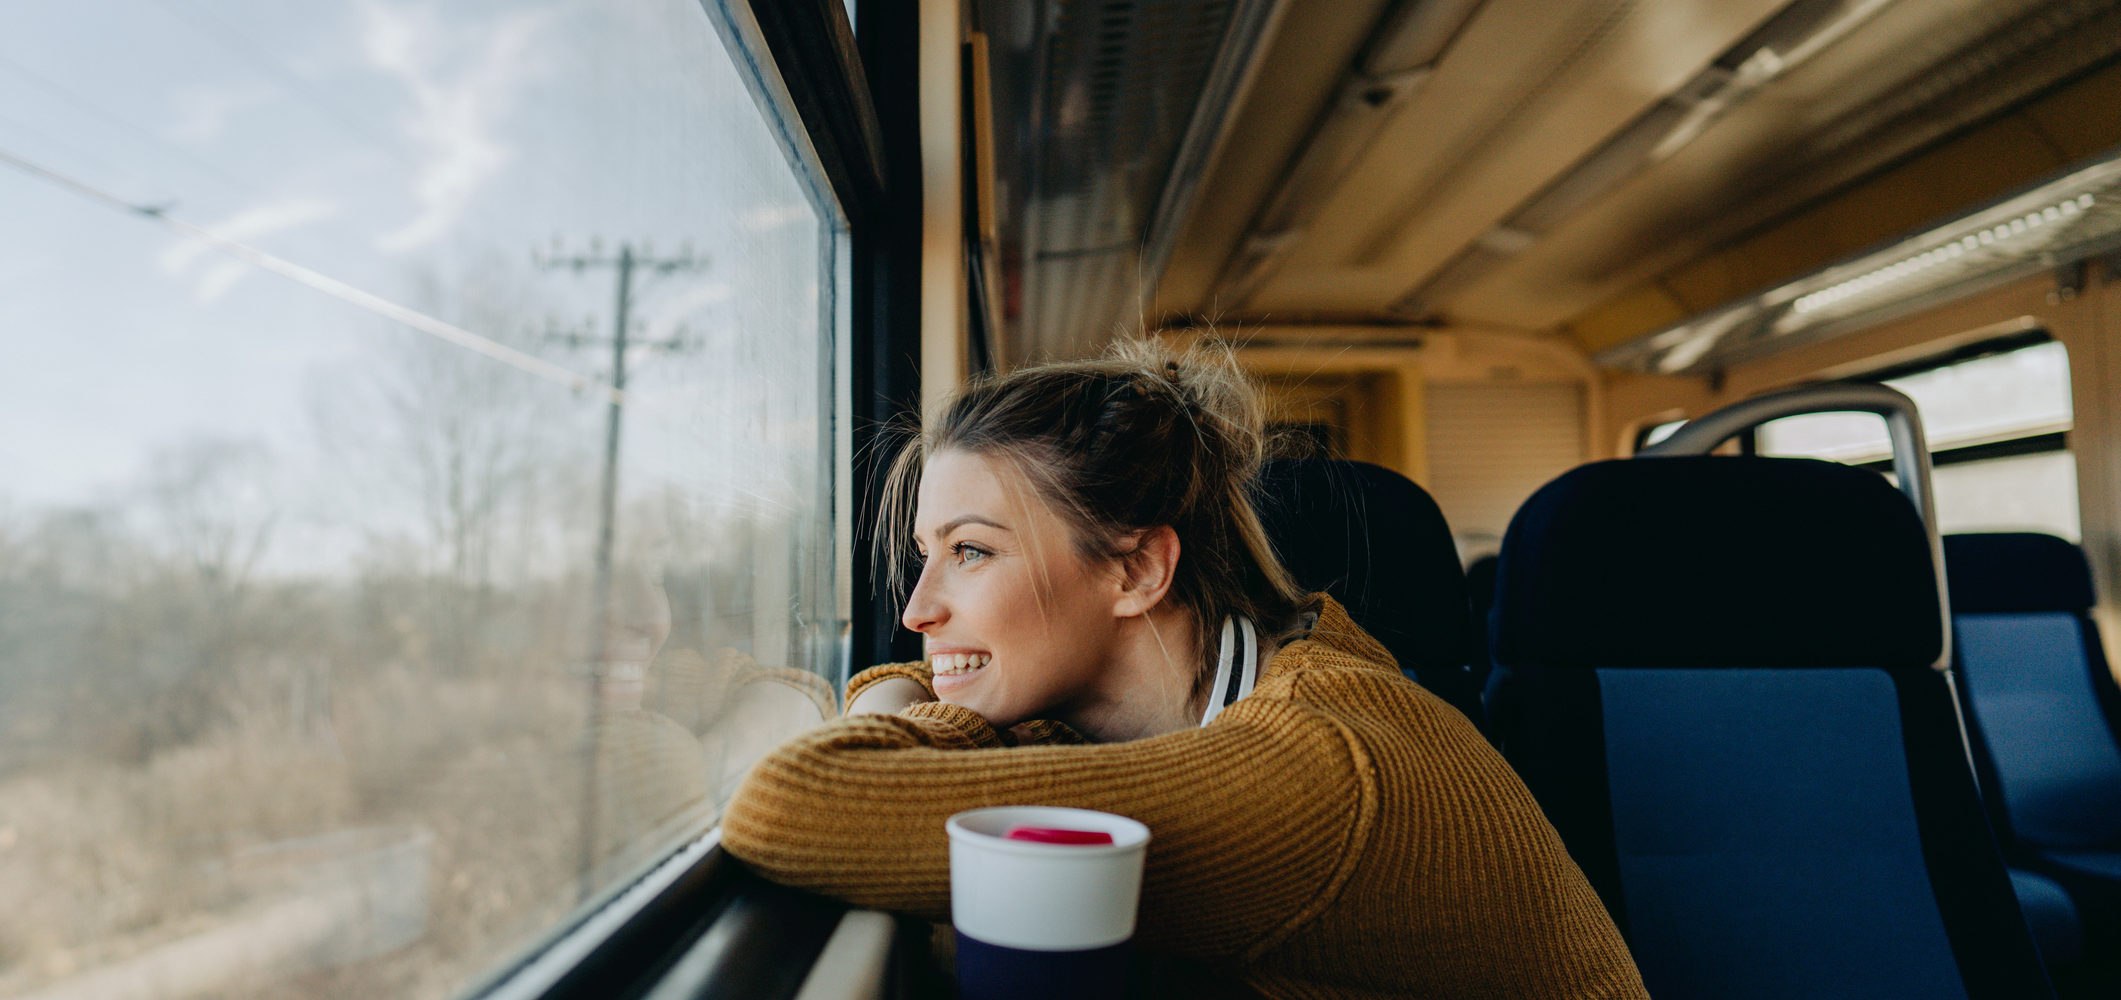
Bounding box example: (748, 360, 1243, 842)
(0, 2, 842, 997)
(1755, 340, 2079, 538)
(1928, 449, 2081, 541)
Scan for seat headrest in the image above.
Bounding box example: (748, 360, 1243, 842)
(1943, 532, 2096, 613)
(1492, 457, 1942, 669)
(1256, 458, 1470, 671)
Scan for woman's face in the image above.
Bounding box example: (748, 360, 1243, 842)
(900, 448, 1124, 728)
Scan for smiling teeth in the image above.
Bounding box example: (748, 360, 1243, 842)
(931, 653, 991, 676)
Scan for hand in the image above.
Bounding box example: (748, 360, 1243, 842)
(847, 676, 933, 716)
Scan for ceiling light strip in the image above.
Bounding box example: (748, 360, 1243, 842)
(1791, 193, 2096, 315)
(1595, 150, 2121, 374)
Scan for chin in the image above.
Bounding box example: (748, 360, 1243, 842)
(947, 694, 1023, 729)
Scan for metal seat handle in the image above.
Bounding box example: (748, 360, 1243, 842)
(1638, 382, 1952, 672)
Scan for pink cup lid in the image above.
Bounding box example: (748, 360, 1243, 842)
(1002, 825, 1115, 846)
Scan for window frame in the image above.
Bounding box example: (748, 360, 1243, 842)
(1851, 328, 2056, 387)
(1849, 431, 2071, 474)
(1757, 329, 2067, 465)
(1647, 331, 2070, 464)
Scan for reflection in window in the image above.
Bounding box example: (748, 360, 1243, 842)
(1639, 419, 1686, 450)
(0, 2, 841, 997)
(1756, 340, 2079, 539)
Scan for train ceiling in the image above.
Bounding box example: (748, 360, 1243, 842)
(976, 0, 2121, 367)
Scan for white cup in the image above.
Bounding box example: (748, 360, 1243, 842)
(946, 806, 1151, 999)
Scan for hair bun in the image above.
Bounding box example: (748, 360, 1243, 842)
(1127, 337, 1265, 476)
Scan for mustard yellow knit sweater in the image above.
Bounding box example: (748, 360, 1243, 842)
(722, 597, 1646, 999)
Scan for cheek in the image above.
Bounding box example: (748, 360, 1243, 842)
(980, 560, 1099, 645)
(991, 567, 1109, 678)
(949, 568, 1083, 713)
(988, 569, 1050, 629)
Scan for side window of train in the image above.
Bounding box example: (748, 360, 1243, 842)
(0, 2, 846, 997)
(1752, 338, 2079, 539)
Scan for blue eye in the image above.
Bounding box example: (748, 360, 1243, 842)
(951, 542, 990, 565)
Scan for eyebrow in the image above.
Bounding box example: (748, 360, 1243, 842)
(933, 514, 1012, 539)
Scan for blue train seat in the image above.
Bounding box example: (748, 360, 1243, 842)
(2010, 869, 2084, 968)
(1489, 456, 2050, 999)
(1255, 458, 1481, 724)
(1944, 532, 2121, 990)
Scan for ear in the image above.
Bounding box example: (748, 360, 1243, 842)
(1110, 525, 1180, 618)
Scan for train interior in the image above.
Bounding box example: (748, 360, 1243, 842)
(3, 0, 2119, 997)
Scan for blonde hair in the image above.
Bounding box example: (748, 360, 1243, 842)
(880, 338, 1311, 701)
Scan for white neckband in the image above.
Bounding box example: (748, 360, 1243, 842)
(1200, 615, 1259, 726)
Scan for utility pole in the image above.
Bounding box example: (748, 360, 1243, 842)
(535, 237, 705, 898)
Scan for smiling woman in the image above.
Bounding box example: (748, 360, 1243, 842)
(870, 340, 1313, 739)
(721, 341, 1649, 998)
(883, 445, 1240, 736)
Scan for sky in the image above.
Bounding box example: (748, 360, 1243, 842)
(1, 0, 839, 576)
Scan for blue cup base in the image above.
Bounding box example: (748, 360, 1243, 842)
(954, 930, 1130, 1000)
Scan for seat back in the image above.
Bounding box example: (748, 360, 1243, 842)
(1491, 456, 2049, 1000)
(1254, 458, 1479, 720)
(1944, 532, 2121, 850)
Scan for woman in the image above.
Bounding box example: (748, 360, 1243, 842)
(722, 341, 1646, 998)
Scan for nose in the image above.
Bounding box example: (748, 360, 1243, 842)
(901, 560, 948, 634)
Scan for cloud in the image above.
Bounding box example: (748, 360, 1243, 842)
(359, 1, 550, 253)
(159, 198, 341, 301)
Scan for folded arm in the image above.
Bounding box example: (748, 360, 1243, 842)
(719, 696, 1368, 961)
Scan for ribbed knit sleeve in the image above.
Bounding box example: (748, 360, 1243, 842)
(720, 696, 1368, 960)
(842, 661, 934, 708)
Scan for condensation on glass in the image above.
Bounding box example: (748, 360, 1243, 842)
(0, 2, 843, 997)
(1755, 341, 2080, 538)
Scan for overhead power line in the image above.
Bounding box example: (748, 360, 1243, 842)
(147, 0, 407, 158)
(0, 143, 617, 403)
(0, 52, 260, 197)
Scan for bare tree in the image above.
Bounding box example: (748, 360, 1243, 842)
(308, 261, 590, 672)
(141, 436, 278, 603)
